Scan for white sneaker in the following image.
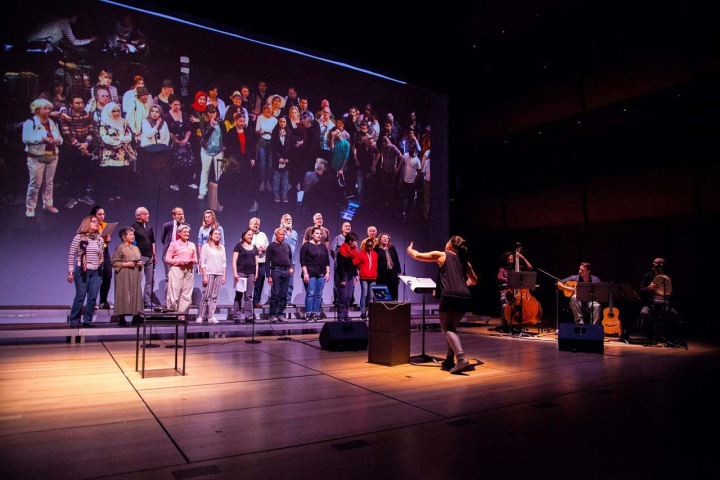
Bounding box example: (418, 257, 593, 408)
(449, 358, 470, 374)
(26, 208, 35, 217)
(196, 318, 203, 324)
(188, 183, 198, 189)
(170, 184, 180, 191)
(208, 317, 219, 324)
(198, 194, 205, 200)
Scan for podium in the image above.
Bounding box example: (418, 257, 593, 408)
(368, 301, 411, 366)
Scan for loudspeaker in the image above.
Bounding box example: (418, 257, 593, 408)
(558, 323, 604, 354)
(319, 321, 369, 351)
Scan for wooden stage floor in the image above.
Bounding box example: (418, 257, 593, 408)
(1, 325, 717, 479)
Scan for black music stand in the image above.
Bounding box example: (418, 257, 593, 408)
(401, 277, 437, 363)
(576, 282, 609, 325)
(507, 271, 538, 339)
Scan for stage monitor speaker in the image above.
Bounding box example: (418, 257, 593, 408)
(558, 323, 604, 354)
(319, 321, 369, 351)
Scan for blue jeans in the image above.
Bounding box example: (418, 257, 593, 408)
(305, 275, 326, 314)
(253, 263, 266, 305)
(69, 266, 102, 325)
(360, 279, 375, 315)
(273, 170, 289, 197)
(287, 274, 294, 304)
(257, 144, 272, 184)
(269, 268, 290, 316)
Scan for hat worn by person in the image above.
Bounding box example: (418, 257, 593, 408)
(162, 79, 174, 88)
(229, 90, 242, 99)
(266, 94, 286, 109)
(136, 86, 151, 97)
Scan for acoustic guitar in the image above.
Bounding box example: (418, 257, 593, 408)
(602, 291, 621, 336)
(557, 280, 577, 297)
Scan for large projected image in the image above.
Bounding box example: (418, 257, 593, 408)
(0, 1, 445, 313)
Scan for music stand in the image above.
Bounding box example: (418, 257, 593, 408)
(400, 276, 437, 363)
(576, 282, 609, 325)
(506, 271, 538, 338)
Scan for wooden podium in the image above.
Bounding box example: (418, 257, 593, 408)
(368, 301, 411, 366)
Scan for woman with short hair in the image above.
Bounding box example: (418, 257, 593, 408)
(165, 224, 197, 315)
(111, 226, 144, 326)
(67, 215, 105, 328)
(22, 98, 62, 217)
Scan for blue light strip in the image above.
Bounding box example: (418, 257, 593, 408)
(100, 0, 406, 84)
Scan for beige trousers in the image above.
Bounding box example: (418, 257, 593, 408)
(167, 266, 194, 313)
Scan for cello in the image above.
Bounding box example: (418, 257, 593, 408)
(503, 243, 543, 326)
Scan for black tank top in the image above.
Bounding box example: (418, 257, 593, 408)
(436, 252, 471, 299)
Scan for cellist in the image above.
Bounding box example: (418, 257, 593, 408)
(558, 262, 601, 324)
(497, 248, 532, 333)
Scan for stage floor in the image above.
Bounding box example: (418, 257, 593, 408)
(1, 327, 716, 479)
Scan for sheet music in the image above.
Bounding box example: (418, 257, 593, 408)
(399, 275, 436, 292)
(100, 222, 118, 238)
(235, 277, 248, 292)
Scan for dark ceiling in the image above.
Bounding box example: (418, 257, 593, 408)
(147, 1, 718, 95)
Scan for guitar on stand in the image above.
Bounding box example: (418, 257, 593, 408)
(602, 287, 622, 336)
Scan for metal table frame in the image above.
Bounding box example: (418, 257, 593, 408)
(135, 313, 187, 378)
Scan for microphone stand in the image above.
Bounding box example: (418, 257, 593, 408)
(144, 183, 162, 349)
(245, 309, 261, 344)
(536, 268, 562, 334)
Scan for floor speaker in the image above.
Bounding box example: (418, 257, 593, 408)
(558, 323, 604, 354)
(319, 321, 369, 351)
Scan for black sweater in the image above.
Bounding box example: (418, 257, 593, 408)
(300, 241, 329, 277)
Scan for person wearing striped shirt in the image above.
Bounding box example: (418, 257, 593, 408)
(67, 215, 105, 328)
(26, 15, 98, 52)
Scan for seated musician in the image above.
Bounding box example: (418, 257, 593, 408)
(497, 251, 532, 333)
(558, 262, 601, 324)
(639, 258, 678, 338)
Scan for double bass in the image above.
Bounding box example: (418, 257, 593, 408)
(503, 244, 543, 325)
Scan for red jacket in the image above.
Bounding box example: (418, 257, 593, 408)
(356, 249, 378, 280)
